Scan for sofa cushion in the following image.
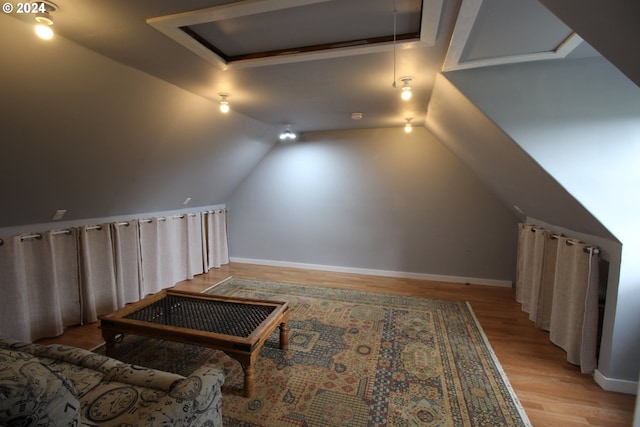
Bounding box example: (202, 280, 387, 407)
(0, 349, 82, 427)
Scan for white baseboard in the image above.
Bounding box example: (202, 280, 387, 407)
(230, 257, 513, 288)
(594, 369, 638, 394)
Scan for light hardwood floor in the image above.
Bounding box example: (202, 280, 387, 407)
(37, 263, 636, 426)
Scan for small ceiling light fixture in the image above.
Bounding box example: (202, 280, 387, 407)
(218, 93, 230, 113)
(400, 77, 413, 101)
(34, 1, 58, 41)
(404, 118, 413, 133)
(279, 124, 296, 141)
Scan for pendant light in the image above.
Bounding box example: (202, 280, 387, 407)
(404, 118, 413, 133)
(218, 93, 230, 113)
(34, 1, 58, 40)
(400, 77, 413, 101)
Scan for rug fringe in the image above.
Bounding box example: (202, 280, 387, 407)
(201, 276, 234, 293)
(464, 301, 533, 427)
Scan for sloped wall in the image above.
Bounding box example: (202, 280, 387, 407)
(539, 0, 640, 87)
(228, 127, 518, 283)
(0, 15, 275, 229)
(438, 56, 640, 386)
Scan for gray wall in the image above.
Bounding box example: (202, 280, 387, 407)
(445, 56, 640, 384)
(228, 127, 519, 282)
(0, 15, 275, 228)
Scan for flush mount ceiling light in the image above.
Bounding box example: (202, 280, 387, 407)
(400, 77, 413, 101)
(34, 1, 58, 40)
(279, 125, 296, 141)
(218, 93, 230, 113)
(404, 117, 413, 133)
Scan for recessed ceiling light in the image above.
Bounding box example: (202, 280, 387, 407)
(279, 125, 296, 141)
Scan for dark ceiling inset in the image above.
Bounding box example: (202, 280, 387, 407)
(181, 0, 422, 62)
(147, 0, 437, 70)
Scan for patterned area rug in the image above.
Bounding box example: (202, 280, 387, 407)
(95, 277, 531, 426)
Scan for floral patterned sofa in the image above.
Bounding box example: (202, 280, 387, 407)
(0, 336, 224, 426)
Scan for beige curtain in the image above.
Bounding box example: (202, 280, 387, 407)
(0, 231, 80, 342)
(516, 223, 599, 373)
(535, 236, 558, 331)
(186, 213, 205, 279)
(78, 224, 119, 323)
(12, 234, 61, 340)
(515, 223, 532, 304)
(111, 220, 143, 304)
(50, 230, 82, 327)
(0, 236, 31, 342)
(0, 209, 229, 342)
(515, 224, 548, 319)
(169, 214, 205, 283)
(549, 237, 599, 373)
(139, 214, 209, 296)
(139, 218, 171, 295)
(204, 209, 229, 270)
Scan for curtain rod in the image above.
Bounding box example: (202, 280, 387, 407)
(529, 226, 600, 254)
(21, 229, 72, 241)
(13, 209, 225, 240)
(549, 233, 600, 254)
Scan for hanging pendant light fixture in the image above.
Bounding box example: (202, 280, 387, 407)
(390, 0, 413, 102)
(34, 1, 58, 40)
(400, 77, 413, 101)
(218, 93, 230, 113)
(404, 118, 413, 133)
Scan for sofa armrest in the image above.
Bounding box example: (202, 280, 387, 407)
(171, 366, 225, 427)
(80, 366, 225, 427)
(173, 365, 225, 402)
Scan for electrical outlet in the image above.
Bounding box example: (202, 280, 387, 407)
(52, 209, 66, 220)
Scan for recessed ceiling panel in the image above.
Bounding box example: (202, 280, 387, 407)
(148, 0, 440, 69)
(442, 0, 588, 72)
(185, 0, 422, 60)
(461, 0, 573, 62)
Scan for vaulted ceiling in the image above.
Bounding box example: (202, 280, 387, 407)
(7, 0, 606, 135)
(2, 0, 637, 231)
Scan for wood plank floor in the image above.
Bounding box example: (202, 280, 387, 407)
(37, 263, 636, 426)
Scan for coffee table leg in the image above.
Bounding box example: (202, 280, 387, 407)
(280, 322, 289, 350)
(101, 329, 118, 356)
(242, 362, 255, 398)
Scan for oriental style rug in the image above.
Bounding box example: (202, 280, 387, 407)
(95, 277, 531, 426)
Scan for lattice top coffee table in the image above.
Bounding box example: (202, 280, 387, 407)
(99, 289, 289, 398)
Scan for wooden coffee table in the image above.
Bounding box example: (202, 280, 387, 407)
(99, 289, 289, 398)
